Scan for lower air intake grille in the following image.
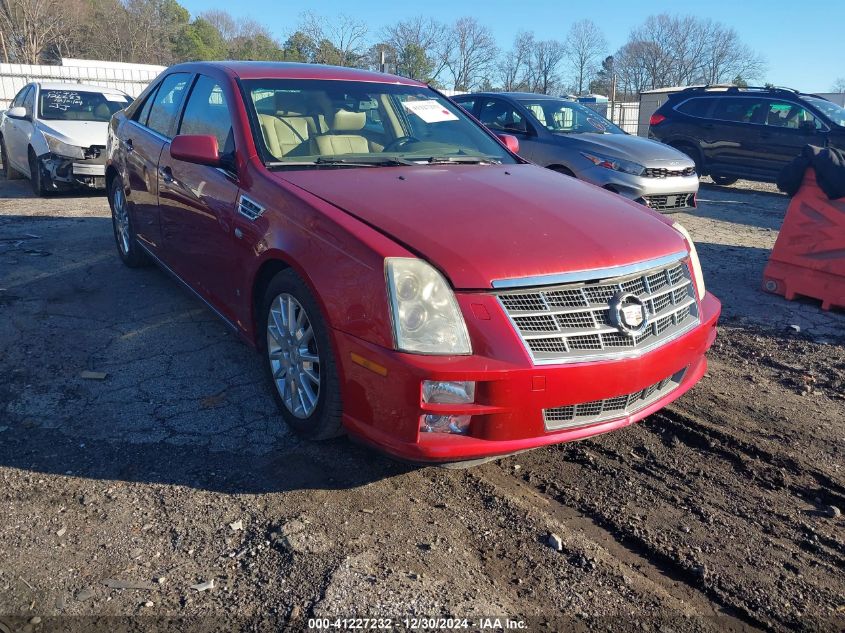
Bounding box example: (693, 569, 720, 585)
(643, 193, 696, 211)
(543, 368, 686, 431)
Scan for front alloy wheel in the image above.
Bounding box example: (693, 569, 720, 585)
(267, 293, 321, 418)
(260, 270, 342, 440)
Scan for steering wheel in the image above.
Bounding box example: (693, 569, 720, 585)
(383, 136, 420, 152)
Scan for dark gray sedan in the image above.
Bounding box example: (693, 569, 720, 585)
(453, 92, 699, 212)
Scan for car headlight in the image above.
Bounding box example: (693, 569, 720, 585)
(385, 258, 471, 355)
(672, 222, 706, 299)
(42, 132, 84, 159)
(581, 152, 645, 176)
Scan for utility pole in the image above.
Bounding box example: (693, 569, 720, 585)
(379, 47, 386, 73)
(606, 55, 616, 124)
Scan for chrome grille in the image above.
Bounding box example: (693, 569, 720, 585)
(544, 369, 687, 431)
(643, 193, 696, 211)
(497, 258, 700, 364)
(643, 166, 696, 178)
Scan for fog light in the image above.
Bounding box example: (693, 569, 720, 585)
(422, 380, 475, 404)
(421, 414, 472, 434)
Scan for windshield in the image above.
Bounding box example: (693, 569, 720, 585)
(518, 98, 624, 135)
(242, 79, 517, 167)
(39, 90, 131, 122)
(804, 96, 845, 127)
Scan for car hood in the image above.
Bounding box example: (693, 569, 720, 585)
(36, 120, 108, 147)
(554, 132, 694, 167)
(276, 164, 688, 290)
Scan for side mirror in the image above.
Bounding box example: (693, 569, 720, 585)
(170, 134, 220, 166)
(798, 120, 817, 132)
(6, 106, 27, 120)
(496, 133, 520, 154)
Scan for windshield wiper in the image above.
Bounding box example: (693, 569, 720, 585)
(265, 156, 417, 169)
(423, 156, 501, 165)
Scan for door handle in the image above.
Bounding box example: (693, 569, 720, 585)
(125, 139, 134, 153)
(159, 166, 174, 184)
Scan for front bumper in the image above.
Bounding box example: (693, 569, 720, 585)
(335, 292, 720, 463)
(579, 165, 699, 211)
(38, 153, 106, 189)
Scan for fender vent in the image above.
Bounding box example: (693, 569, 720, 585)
(238, 195, 265, 221)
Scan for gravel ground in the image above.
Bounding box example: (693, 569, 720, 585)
(0, 175, 843, 633)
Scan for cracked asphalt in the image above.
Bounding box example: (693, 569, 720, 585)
(0, 176, 843, 633)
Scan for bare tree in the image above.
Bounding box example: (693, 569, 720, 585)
(200, 9, 238, 41)
(300, 11, 368, 67)
(530, 39, 566, 94)
(563, 20, 607, 95)
(441, 17, 498, 91)
(614, 14, 764, 97)
(381, 16, 447, 82)
(833, 78, 845, 93)
(0, 0, 81, 63)
(497, 31, 534, 91)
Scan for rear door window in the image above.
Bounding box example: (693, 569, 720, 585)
(178, 75, 234, 155)
(454, 97, 477, 114)
(478, 98, 528, 134)
(712, 97, 765, 124)
(676, 98, 712, 118)
(145, 73, 191, 138)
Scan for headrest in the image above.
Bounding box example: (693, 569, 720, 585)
(332, 109, 366, 132)
(275, 91, 311, 116)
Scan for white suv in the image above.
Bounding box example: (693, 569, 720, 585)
(1, 82, 132, 195)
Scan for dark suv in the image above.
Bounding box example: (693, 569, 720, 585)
(649, 86, 845, 185)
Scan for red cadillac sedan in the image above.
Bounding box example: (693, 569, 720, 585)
(106, 62, 720, 464)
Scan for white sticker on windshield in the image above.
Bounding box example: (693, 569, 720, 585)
(105, 94, 127, 102)
(402, 99, 459, 123)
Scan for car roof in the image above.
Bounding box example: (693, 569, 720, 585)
(35, 81, 129, 95)
(164, 61, 425, 87)
(668, 86, 825, 101)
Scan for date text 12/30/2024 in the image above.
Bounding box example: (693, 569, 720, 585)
(307, 617, 528, 630)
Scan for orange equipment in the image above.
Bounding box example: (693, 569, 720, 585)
(762, 168, 845, 311)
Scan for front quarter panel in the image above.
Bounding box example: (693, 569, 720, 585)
(240, 167, 412, 350)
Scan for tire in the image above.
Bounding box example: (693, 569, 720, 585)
(28, 150, 50, 196)
(549, 165, 575, 177)
(711, 174, 739, 186)
(108, 174, 149, 267)
(1, 138, 23, 180)
(671, 143, 704, 176)
(260, 270, 343, 441)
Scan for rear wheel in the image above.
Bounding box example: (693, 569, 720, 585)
(108, 174, 149, 267)
(1, 138, 22, 180)
(711, 174, 739, 186)
(260, 270, 343, 441)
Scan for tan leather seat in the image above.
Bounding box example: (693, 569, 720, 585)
(315, 110, 370, 155)
(275, 92, 328, 136)
(257, 113, 311, 158)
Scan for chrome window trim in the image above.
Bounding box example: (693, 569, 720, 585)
(126, 119, 170, 144)
(491, 250, 688, 290)
(673, 96, 831, 133)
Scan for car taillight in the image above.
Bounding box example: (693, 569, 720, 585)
(650, 113, 666, 126)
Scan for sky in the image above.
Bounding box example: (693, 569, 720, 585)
(180, 0, 845, 93)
